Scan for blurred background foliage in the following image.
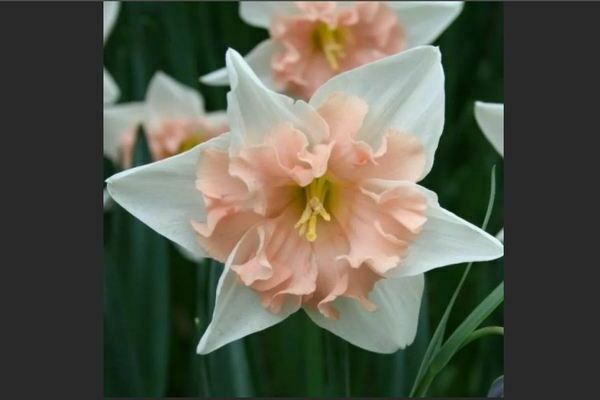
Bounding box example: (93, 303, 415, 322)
(104, 2, 503, 397)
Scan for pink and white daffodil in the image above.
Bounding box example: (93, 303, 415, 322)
(104, 1, 120, 104)
(201, 1, 463, 100)
(103, 71, 228, 169)
(475, 101, 504, 241)
(107, 46, 503, 354)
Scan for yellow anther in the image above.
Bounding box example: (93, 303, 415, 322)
(314, 22, 346, 71)
(306, 215, 318, 242)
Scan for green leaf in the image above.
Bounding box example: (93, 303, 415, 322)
(103, 254, 142, 396)
(410, 166, 497, 396)
(131, 125, 151, 166)
(434, 282, 503, 372)
(460, 326, 504, 352)
(304, 322, 325, 396)
(413, 282, 504, 396)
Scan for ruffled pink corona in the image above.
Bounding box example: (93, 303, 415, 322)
(193, 93, 428, 320)
(119, 119, 228, 168)
(270, 2, 405, 99)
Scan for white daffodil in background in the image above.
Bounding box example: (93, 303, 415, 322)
(103, 71, 228, 169)
(107, 46, 503, 355)
(104, 1, 121, 104)
(201, 1, 463, 100)
(475, 101, 504, 241)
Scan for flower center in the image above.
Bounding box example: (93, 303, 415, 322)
(294, 176, 332, 242)
(313, 22, 346, 71)
(177, 131, 207, 153)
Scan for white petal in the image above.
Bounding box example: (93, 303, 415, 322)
(146, 71, 205, 129)
(386, 1, 463, 47)
(103, 68, 120, 105)
(200, 40, 280, 91)
(475, 101, 504, 156)
(176, 244, 205, 263)
(197, 239, 299, 354)
(225, 48, 328, 151)
(239, 1, 299, 28)
(310, 46, 444, 179)
(103, 1, 121, 43)
(106, 133, 231, 257)
(103, 102, 145, 163)
(497, 228, 504, 242)
(387, 185, 504, 278)
(199, 68, 229, 87)
(306, 274, 424, 353)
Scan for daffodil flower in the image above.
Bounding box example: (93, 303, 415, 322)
(107, 46, 503, 354)
(475, 101, 504, 241)
(104, 1, 120, 104)
(103, 71, 228, 169)
(201, 1, 463, 100)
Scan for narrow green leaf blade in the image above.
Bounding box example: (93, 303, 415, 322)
(103, 254, 143, 396)
(413, 282, 504, 396)
(410, 166, 497, 396)
(431, 282, 504, 375)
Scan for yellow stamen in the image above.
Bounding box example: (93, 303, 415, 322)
(294, 206, 313, 229)
(295, 176, 332, 242)
(313, 22, 346, 71)
(178, 131, 207, 153)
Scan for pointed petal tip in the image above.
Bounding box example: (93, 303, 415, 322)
(105, 175, 119, 198)
(105, 174, 116, 189)
(483, 231, 505, 260)
(198, 73, 211, 85)
(225, 48, 244, 87)
(198, 76, 210, 86)
(105, 168, 132, 198)
(430, 45, 442, 60)
(195, 336, 210, 355)
(401, 45, 442, 65)
(225, 47, 243, 65)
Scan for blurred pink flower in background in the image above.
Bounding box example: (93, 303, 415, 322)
(103, 72, 228, 168)
(201, 1, 463, 99)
